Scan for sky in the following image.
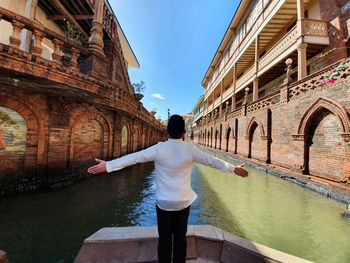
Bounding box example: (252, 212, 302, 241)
(110, 0, 239, 120)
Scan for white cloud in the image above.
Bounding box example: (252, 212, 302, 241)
(152, 93, 165, 100)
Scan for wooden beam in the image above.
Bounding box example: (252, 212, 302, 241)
(51, 0, 89, 38)
(47, 15, 94, 20)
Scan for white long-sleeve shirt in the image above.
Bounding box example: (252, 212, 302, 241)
(106, 139, 236, 211)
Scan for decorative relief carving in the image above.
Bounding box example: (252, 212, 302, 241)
(292, 134, 305, 141)
(302, 19, 328, 37)
(289, 59, 350, 101)
(246, 93, 280, 114)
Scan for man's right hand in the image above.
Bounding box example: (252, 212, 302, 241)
(234, 164, 249, 178)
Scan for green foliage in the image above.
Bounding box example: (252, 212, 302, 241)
(64, 21, 88, 47)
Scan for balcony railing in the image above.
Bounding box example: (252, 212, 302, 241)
(201, 58, 350, 129)
(207, 17, 329, 101)
(301, 19, 328, 37)
(246, 92, 280, 114)
(288, 58, 350, 101)
(0, 7, 165, 131)
(236, 65, 255, 91)
(206, 0, 282, 94)
(258, 25, 299, 74)
(0, 7, 89, 70)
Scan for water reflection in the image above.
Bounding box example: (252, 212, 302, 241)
(0, 164, 155, 263)
(0, 159, 350, 263)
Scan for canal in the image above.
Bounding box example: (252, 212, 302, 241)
(0, 154, 350, 263)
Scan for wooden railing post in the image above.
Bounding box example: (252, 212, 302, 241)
(9, 20, 24, 48)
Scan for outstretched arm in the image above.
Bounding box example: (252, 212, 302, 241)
(88, 159, 107, 174)
(192, 146, 248, 178)
(87, 144, 158, 174)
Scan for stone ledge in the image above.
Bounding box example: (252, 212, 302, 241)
(74, 225, 313, 263)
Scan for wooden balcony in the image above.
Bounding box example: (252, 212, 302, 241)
(205, 0, 330, 100)
(205, 0, 285, 96)
(236, 65, 256, 92)
(207, 17, 329, 99)
(258, 19, 328, 77)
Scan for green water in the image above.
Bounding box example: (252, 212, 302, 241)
(0, 155, 349, 263)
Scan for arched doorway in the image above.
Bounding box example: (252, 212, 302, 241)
(226, 127, 231, 152)
(296, 98, 350, 181)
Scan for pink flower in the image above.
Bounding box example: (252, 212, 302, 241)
(321, 79, 335, 85)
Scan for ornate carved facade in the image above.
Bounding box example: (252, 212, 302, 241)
(0, 1, 166, 194)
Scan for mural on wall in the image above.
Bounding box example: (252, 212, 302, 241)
(0, 106, 27, 156)
(121, 125, 128, 148)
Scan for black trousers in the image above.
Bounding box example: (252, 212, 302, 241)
(156, 205, 190, 263)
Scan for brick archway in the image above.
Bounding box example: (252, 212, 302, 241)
(295, 98, 350, 181)
(225, 125, 232, 152)
(295, 97, 350, 141)
(69, 111, 111, 171)
(246, 117, 266, 139)
(0, 95, 42, 176)
(246, 117, 266, 159)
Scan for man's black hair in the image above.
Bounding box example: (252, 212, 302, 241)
(167, 114, 185, 139)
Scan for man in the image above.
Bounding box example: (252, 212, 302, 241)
(88, 114, 248, 263)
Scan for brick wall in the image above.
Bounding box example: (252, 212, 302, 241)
(0, 90, 164, 194)
(199, 73, 350, 183)
(309, 113, 345, 179)
(319, 0, 349, 65)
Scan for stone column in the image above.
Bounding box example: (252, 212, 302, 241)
(82, 0, 108, 78)
(297, 43, 307, 80)
(88, 0, 105, 57)
(219, 80, 223, 116)
(231, 63, 237, 111)
(212, 92, 215, 112)
(297, 0, 307, 81)
(253, 77, 259, 101)
(255, 35, 260, 73)
(231, 94, 236, 111)
(297, 0, 305, 21)
(253, 35, 260, 101)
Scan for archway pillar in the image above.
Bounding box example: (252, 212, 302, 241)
(113, 112, 123, 158)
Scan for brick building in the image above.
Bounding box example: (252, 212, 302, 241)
(0, 0, 166, 194)
(196, 0, 350, 185)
